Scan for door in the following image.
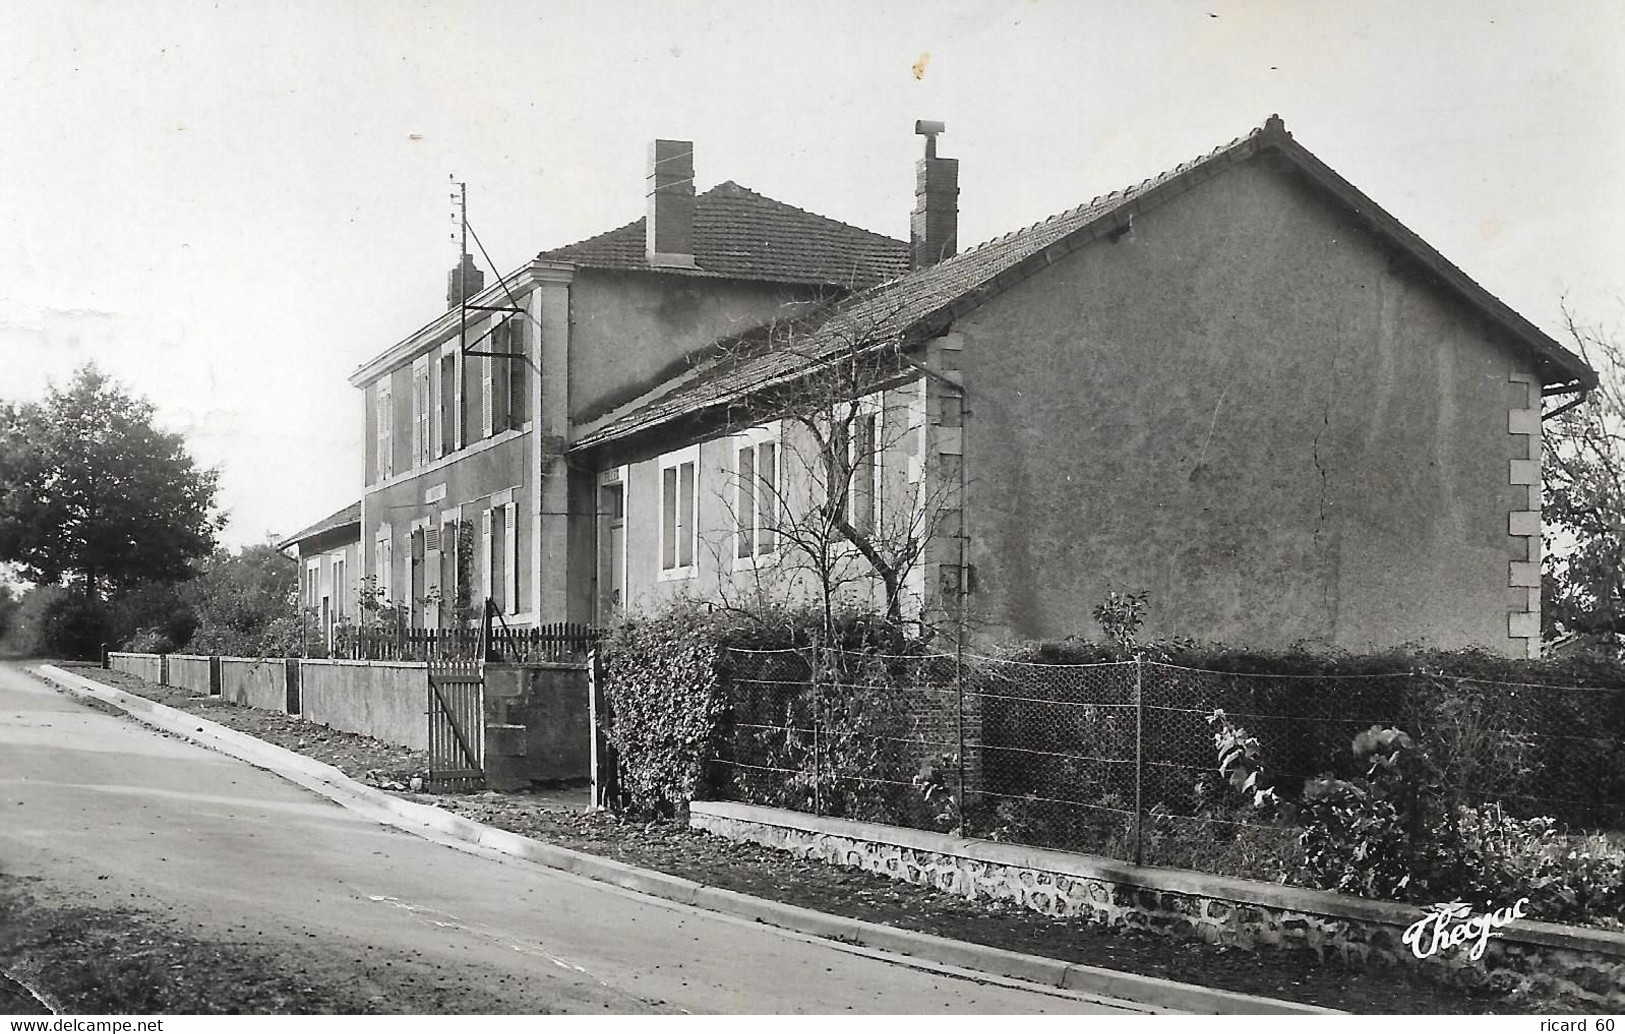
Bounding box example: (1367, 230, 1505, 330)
(599, 483, 625, 621)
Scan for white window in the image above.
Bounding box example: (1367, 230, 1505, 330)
(828, 399, 881, 535)
(375, 528, 393, 605)
(480, 500, 519, 615)
(659, 445, 699, 579)
(733, 425, 779, 565)
(375, 379, 393, 482)
(333, 557, 346, 618)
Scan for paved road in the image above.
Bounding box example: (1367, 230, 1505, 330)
(0, 662, 1130, 1014)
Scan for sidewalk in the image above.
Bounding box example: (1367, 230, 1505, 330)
(32, 661, 1542, 1015)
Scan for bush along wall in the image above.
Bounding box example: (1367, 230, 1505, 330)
(605, 606, 1625, 934)
(598, 602, 919, 816)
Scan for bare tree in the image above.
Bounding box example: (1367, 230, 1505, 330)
(1542, 301, 1625, 643)
(702, 301, 962, 640)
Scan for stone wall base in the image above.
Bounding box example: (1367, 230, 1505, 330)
(689, 801, 1625, 1009)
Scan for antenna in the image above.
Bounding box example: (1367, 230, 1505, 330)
(450, 176, 467, 356)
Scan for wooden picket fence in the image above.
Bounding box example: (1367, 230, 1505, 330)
(330, 622, 599, 664)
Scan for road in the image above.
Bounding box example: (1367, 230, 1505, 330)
(0, 661, 1131, 1014)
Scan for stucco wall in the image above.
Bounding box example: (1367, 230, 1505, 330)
(609, 398, 924, 620)
(167, 654, 214, 695)
(108, 652, 162, 684)
(483, 663, 591, 787)
(959, 157, 1532, 654)
(568, 271, 820, 425)
(299, 660, 427, 750)
(219, 657, 289, 713)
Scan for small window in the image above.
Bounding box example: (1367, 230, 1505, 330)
(659, 446, 699, 579)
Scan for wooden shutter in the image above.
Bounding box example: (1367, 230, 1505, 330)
(481, 324, 497, 439)
(504, 502, 518, 614)
(480, 508, 493, 606)
(507, 317, 527, 429)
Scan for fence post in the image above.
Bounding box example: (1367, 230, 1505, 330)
(1133, 655, 1145, 867)
(812, 640, 824, 817)
(587, 646, 617, 810)
(100, 643, 109, 670)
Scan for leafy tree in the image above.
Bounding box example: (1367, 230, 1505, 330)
(182, 541, 300, 655)
(1542, 307, 1625, 643)
(0, 364, 223, 597)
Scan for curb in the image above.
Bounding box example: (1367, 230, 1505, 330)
(34, 664, 1337, 1015)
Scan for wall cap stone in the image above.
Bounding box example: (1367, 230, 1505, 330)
(690, 801, 1625, 959)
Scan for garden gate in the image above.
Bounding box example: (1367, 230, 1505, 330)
(427, 660, 485, 791)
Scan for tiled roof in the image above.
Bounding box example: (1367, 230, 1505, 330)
(537, 181, 909, 288)
(277, 501, 361, 551)
(574, 116, 1594, 451)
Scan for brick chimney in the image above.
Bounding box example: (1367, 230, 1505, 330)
(646, 139, 697, 268)
(911, 120, 959, 269)
(446, 253, 484, 311)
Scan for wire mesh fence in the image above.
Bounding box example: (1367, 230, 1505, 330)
(707, 648, 1625, 879)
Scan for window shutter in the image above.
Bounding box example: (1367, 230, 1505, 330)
(481, 325, 497, 439)
(504, 502, 518, 613)
(507, 317, 527, 429)
(480, 508, 493, 606)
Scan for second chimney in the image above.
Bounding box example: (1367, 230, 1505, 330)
(911, 120, 959, 269)
(447, 252, 484, 311)
(646, 139, 697, 268)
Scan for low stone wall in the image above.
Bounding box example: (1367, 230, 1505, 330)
(690, 801, 1625, 1009)
(300, 660, 427, 750)
(219, 657, 289, 713)
(108, 652, 163, 684)
(482, 663, 590, 789)
(167, 654, 215, 695)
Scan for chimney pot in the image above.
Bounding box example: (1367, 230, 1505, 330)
(646, 139, 697, 268)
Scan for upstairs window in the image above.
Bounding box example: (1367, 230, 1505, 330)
(374, 380, 393, 482)
(412, 358, 432, 469)
(506, 315, 528, 429)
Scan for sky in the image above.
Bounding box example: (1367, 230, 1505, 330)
(2, 0, 1622, 550)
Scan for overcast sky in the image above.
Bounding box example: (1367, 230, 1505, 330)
(2, 1, 1621, 549)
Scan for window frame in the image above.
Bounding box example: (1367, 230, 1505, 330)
(731, 423, 782, 572)
(657, 444, 701, 582)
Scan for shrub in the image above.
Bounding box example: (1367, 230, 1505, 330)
(600, 600, 930, 816)
(1208, 712, 1625, 927)
(600, 607, 732, 815)
(39, 592, 109, 660)
(123, 627, 175, 654)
